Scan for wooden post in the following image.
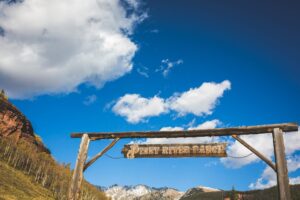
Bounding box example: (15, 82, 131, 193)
(272, 128, 291, 200)
(68, 134, 90, 200)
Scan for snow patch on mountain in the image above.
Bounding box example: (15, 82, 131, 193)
(100, 184, 184, 200)
(180, 185, 221, 199)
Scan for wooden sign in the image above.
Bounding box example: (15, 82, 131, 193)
(122, 143, 227, 158)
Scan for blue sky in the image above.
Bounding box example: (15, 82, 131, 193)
(1, 0, 300, 191)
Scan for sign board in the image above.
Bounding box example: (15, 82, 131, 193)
(122, 143, 227, 158)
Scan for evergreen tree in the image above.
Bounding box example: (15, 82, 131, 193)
(230, 186, 239, 200)
(0, 89, 8, 100)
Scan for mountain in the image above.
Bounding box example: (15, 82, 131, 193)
(180, 185, 220, 199)
(0, 94, 49, 153)
(179, 184, 300, 200)
(100, 184, 184, 200)
(101, 184, 300, 200)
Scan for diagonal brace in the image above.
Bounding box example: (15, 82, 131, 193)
(231, 135, 276, 172)
(83, 138, 120, 172)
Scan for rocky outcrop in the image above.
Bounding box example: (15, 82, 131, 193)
(179, 185, 221, 200)
(139, 187, 184, 200)
(0, 96, 50, 153)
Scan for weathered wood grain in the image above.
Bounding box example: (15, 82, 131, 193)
(273, 128, 291, 200)
(71, 123, 298, 140)
(68, 134, 90, 200)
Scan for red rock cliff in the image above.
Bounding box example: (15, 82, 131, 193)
(0, 96, 50, 153)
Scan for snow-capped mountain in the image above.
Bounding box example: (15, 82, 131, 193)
(180, 185, 221, 199)
(99, 184, 184, 200)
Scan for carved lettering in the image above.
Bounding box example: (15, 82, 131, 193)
(122, 143, 227, 158)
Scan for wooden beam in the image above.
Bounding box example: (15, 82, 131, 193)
(83, 138, 120, 172)
(232, 135, 276, 171)
(273, 128, 291, 200)
(71, 123, 298, 140)
(68, 134, 90, 200)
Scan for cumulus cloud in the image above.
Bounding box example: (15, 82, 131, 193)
(187, 119, 221, 130)
(0, 0, 144, 99)
(168, 80, 231, 116)
(221, 130, 300, 168)
(160, 126, 184, 131)
(112, 94, 168, 123)
(249, 166, 277, 190)
(112, 80, 231, 123)
(156, 59, 183, 77)
(220, 129, 300, 189)
(145, 119, 220, 144)
(221, 134, 274, 168)
(249, 155, 300, 189)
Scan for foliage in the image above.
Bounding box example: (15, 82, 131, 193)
(34, 133, 44, 144)
(179, 184, 300, 200)
(0, 137, 108, 200)
(0, 89, 8, 100)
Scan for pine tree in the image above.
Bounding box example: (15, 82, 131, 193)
(0, 89, 4, 97)
(0, 89, 8, 100)
(230, 186, 239, 200)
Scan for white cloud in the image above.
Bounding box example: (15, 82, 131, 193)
(249, 166, 277, 190)
(0, 0, 144, 99)
(249, 155, 300, 189)
(187, 119, 221, 130)
(136, 66, 149, 78)
(284, 131, 300, 155)
(145, 119, 220, 144)
(112, 94, 168, 123)
(160, 127, 184, 131)
(221, 134, 274, 168)
(112, 81, 231, 123)
(168, 80, 231, 116)
(290, 176, 300, 185)
(83, 94, 97, 105)
(221, 130, 300, 169)
(156, 59, 183, 77)
(219, 128, 300, 189)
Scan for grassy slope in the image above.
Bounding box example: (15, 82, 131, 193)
(0, 161, 54, 200)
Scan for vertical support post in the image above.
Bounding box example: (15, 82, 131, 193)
(273, 128, 291, 200)
(68, 134, 90, 200)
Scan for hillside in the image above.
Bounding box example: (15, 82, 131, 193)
(0, 96, 108, 200)
(0, 161, 54, 200)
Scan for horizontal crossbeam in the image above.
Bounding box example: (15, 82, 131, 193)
(71, 123, 298, 140)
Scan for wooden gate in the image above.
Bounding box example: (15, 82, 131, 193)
(68, 122, 298, 200)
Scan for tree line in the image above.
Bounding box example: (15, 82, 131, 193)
(0, 137, 109, 200)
